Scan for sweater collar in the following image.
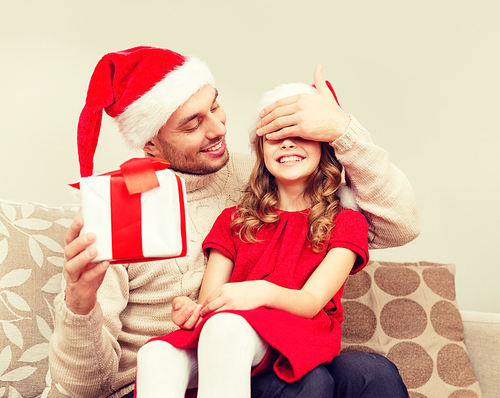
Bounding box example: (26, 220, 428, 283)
(172, 160, 230, 193)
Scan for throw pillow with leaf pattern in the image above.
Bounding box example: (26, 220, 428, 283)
(0, 200, 79, 397)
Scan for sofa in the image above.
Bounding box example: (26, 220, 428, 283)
(0, 199, 498, 398)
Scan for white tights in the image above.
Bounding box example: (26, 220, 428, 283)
(136, 313, 268, 398)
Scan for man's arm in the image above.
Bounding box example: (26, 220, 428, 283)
(332, 116, 420, 248)
(50, 266, 129, 397)
(49, 218, 127, 397)
(256, 66, 420, 248)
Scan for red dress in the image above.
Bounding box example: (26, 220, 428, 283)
(149, 207, 368, 382)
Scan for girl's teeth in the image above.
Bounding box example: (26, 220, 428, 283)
(279, 156, 303, 163)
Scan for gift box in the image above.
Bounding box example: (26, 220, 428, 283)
(72, 158, 189, 263)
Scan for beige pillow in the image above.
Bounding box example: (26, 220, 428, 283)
(341, 260, 482, 398)
(0, 200, 79, 397)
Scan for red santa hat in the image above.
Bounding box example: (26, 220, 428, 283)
(248, 80, 358, 210)
(77, 46, 215, 177)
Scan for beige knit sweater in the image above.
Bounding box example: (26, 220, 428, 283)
(49, 116, 420, 398)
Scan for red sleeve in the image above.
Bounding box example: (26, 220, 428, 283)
(202, 207, 238, 262)
(328, 209, 369, 274)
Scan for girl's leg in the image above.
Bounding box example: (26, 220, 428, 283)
(197, 313, 268, 398)
(135, 340, 198, 398)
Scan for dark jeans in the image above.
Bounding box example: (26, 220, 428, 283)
(251, 352, 409, 398)
(123, 352, 408, 398)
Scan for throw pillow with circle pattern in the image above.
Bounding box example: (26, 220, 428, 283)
(341, 260, 482, 398)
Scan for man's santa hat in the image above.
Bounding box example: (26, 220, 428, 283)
(77, 46, 215, 177)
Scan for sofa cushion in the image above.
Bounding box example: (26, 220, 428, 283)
(461, 310, 500, 398)
(0, 200, 485, 397)
(341, 260, 482, 398)
(0, 200, 79, 397)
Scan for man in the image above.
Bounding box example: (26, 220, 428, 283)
(50, 46, 418, 397)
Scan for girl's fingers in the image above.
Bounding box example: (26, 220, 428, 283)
(183, 305, 202, 329)
(200, 296, 225, 317)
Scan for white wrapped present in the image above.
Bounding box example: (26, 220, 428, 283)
(73, 158, 189, 263)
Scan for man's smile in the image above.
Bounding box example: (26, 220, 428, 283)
(201, 140, 226, 156)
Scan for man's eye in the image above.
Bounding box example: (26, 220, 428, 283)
(185, 119, 201, 132)
(211, 104, 220, 113)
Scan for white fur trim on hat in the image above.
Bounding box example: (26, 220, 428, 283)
(337, 184, 360, 211)
(249, 82, 318, 149)
(116, 56, 215, 149)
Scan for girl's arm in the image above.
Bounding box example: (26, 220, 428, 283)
(171, 249, 234, 329)
(198, 249, 235, 305)
(267, 247, 356, 318)
(201, 247, 357, 319)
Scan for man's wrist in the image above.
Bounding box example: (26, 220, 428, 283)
(330, 113, 352, 144)
(64, 289, 97, 315)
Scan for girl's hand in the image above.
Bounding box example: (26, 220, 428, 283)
(199, 280, 272, 317)
(256, 65, 351, 143)
(171, 296, 202, 330)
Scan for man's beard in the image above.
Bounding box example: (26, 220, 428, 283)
(155, 139, 230, 175)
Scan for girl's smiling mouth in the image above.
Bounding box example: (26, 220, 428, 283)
(277, 155, 305, 164)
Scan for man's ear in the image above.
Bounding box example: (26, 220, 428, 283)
(143, 137, 160, 157)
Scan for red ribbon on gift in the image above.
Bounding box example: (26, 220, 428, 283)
(71, 158, 188, 263)
(70, 158, 170, 190)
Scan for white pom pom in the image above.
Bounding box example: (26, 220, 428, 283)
(337, 184, 359, 211)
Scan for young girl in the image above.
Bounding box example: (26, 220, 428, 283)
(135, 82, 369, 398)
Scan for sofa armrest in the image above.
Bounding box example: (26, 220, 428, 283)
(461, 310, 500, 398)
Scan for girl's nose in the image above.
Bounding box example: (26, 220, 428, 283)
(280, 138, 296, 149)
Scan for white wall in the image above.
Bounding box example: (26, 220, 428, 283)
(1, 1, 499, 313)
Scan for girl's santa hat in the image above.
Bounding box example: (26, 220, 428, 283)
(249, 81, 340, 147)
(77, 46, 215, 177)
(249, 80, 359, 211)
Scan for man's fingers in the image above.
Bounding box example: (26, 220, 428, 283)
(259, 95, 298, 122)
(65, 245, 98, 283)
(314, 65, 342, 107)
(77, 259, 109, 285)
(65, 231, 96, 262)
(183, 305, 202, 329)
(173, 304, 200, 329)
(64, 217, 101, 284)
(65, 217, 84, 245)
(173, 305, 192, 327)
(261, 126, 300, 142)
(261, 115, 297, 138)
(313, 64, 329, 95)
(257, 103, 299, 137)
(172, 297, 185, 312)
